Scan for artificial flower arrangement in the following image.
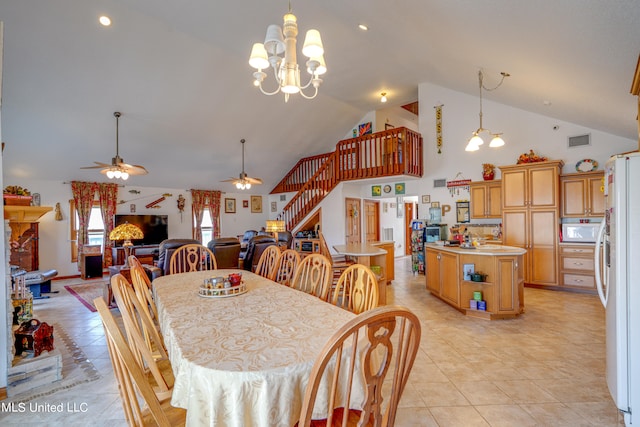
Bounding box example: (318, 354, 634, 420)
(482, 163, 496, 180)
(4, 185, 31, 196)
(517, 150, 548, 164)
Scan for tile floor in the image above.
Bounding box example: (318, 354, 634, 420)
(0, 257, 624, 426)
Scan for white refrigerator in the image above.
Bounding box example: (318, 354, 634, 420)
(595, 152, 640, 426)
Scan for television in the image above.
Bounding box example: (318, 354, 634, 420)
(114, 214, 168, 246)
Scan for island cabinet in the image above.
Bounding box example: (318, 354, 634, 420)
(469, 180, 502, 219)
(560, 171, 605, 218)
(500, 160, 563, 287)
(425, 245, 525, 320)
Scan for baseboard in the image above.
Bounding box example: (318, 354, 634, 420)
(0, 386, 7, 400)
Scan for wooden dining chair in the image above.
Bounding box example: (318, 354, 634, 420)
(331, 264, 379, 314)
(271, 249, 301, 286)
(254, 244, 280, 279)
(169, 244, 217, 275)
(318, 231, 354, 284)
(290, 253, 332, 301)
(94, 297, 185, 427)
(128, 255, 158, 323)
(111, 274, 173, 400)
(297, 306, 421, 427)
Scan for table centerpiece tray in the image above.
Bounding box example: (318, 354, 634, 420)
(198, 281, 247, 298)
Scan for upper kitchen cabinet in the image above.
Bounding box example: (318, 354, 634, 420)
(560, 171, 605, 218)
(501, 160, 564, 210)
(469, 180, 502, 219)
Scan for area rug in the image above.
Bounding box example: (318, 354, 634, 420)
(64, 282, 114, 312)
(7, 324, 101, 402)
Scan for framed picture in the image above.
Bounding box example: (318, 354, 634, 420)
(271, 201, 277, 212)
(251, 195, 262, 213)
(279, 195, 286, 202)
(225, 198, 236, 213)
(130, 203, 136, 213)
(431, 202, 440, 208)
(371, 185, 382, 197)
(243, 200, 249, 208)
(395, 183, 405, 195)
(32, 193, 41, 206)
(456, 201, 470, 223)
(463, 263, 475, 281)
(358, 122, 372, 136)
(421, 195, 431, 204)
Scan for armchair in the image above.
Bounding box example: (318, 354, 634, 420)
(207, 237, 242, 269)
(242, 235, 277, 272)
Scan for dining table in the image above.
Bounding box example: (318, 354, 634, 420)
(152, 269, 359, 427)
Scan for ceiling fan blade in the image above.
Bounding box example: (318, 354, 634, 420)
(120, 163, 149, 175)
(80, 161, 112, 169)
(220, 177, 239, 183)
(245, 176, 263, 185)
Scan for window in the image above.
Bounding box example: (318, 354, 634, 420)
(69, 201, 105, 262)
(200, 210, 213, 245)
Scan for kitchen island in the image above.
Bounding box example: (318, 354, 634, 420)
(333, 243, 389, 304)
(425, 243, 527, 319)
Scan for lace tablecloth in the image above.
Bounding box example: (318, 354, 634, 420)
(153, 269, 356, 427)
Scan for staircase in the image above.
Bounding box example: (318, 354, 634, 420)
(273, 127, 423, 231)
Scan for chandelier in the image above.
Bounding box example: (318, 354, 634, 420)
(248, 2, 326, 102)
(465, 70, 510, 152)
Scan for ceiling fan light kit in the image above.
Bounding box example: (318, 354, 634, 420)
(81, 112, 148, 180)
(465, 70, 510, 152)
(221, 139, 263, 190)
(249, 1, 326, 102)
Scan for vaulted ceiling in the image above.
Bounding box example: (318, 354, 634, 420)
(1, 0, 638, 191)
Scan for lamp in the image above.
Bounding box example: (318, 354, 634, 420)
(380, 92, 387, 103)
(465, 70, 510, 152)
(249, 1, 326, 102)
(265, 220, 286, 242)
(109, 222, 144, 268)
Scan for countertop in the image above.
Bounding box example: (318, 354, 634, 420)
(425, 243, 526, 256)
(333, 244, 387, 256)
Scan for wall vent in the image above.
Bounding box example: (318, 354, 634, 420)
(383, 228, 394, 241)
(568, 134, 591, 148)
(434, 178, 447, 188)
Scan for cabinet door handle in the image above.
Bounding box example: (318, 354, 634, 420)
(573, 262, 584, 266)
(574, 279, 583, 283)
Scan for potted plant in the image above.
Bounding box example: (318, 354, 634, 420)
(482, 163, 495, 181)
(3, 186, 32, 206)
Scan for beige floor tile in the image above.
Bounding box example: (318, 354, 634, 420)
(453, 381, 513, 406)
(429, 406, 490, 426)
(415, 382, 470, 407)
(520, 402, 592, 426)
(474, 404, 538, 427)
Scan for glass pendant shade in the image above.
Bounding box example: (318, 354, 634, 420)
(489, 135, 505, 147)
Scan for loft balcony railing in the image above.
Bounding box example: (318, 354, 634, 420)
(275, 127, 423, 231)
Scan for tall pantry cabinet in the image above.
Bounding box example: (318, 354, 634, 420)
(499, 160, 563, 287)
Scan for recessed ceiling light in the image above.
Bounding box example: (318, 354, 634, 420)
(358, 24, 368, 31)
(99, 15, 112, 27)
(380, 92, 387, 103)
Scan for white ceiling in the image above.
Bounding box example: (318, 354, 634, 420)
(1, 0, 639, 192)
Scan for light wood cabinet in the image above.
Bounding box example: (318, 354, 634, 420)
(559, 244, 597, 291)
(371, 241, 395, 283)
(426, 246, 525, 319)
(560, 171, 605, 217)
(500, 160, 563, 287)
(425, 248, 459, 306)
(470, 180, 502, 219)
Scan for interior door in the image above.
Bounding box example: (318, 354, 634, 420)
(364, 200, 380, 243)
(405, 202, 415, 255)
(345, 198, 361, 245)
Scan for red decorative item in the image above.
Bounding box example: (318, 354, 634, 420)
(145, 196, 166, 209)
(517, 150, 548, 164)
(14, 319, 54, 357)
(482, 163, 495, 181)
(3, 194, 33, 206)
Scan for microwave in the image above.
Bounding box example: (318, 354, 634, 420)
(561, 223, 600, 243)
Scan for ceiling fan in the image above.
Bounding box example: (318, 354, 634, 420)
(221, 139, 262, 190)
(81, 111, 148, 180)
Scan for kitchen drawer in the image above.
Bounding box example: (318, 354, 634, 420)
(562, 273, 595, 288)
(562, 256, 595, 271)
(560, 245, 595, 256)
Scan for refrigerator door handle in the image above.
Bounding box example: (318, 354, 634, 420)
(594, 219, 608, 307)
